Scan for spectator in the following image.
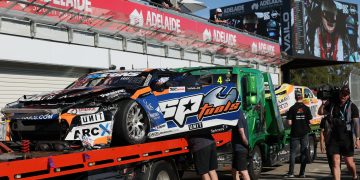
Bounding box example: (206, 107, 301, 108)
(318, 85, 360, 180)
(188, 133, 218, 180)
(232, 110, 250, 180)
(210, 8, 227, 25)
(284, 92, 312, 178)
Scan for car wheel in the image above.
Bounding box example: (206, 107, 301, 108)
(308, 136, 317, 162)
(111, 100, 148, 145)
(248, 146, 262, 180)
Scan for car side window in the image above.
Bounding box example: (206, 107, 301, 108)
(295, 88, 302, 97)
(304, 88, 313, 98)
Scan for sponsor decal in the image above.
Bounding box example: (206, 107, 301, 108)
(148, 112, 161, 120)
(169, 87, 186, 93)
(188, 122, 203, 130)
(67, 107, 99, 115)
(185, 86, 202, 92)
(80, 112, 105, 125)
(130, 9, 181, 33)
(15, 114, 59, 120)
(211, 125, 228, 133)
(100, 89, 127, 98)
(66, 122, 112, 140)
(143, 99, 154, 111)
(202, 29, 237, 46)
(148, 129, 176, 138)
(159, 86, 240, 127)
(198, 101, 240, 120)
(153, 123, 166, 130)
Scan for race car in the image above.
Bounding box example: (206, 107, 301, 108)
(275, 83, 323, 125)
(1, 68, 241, 150)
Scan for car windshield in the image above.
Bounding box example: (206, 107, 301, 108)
(66, 71, 149, 89)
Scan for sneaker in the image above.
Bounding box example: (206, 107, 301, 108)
(299, 174, 306, 178)
(284, 173, 295, 178)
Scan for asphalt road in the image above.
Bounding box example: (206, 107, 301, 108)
(183, 148, 360, 180)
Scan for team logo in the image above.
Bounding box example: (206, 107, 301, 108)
(203, 29, 212, 42)
(130, 9, 144, 27)
(251, 3, 259, 10)
(159, 86, 240, 127)
(65, 122, 112, 140)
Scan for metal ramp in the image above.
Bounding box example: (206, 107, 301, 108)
(0, 0, 285, 66)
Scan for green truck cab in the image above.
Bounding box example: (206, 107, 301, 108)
(177, 66, 319, 179)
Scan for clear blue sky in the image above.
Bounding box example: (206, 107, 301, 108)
(195, 0, 360, 19)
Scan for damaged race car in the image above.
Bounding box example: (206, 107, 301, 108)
(1, 68, 241, 150)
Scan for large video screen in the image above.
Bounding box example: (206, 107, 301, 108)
(210, 0, 292, 55)
(292, 0, 359, 62)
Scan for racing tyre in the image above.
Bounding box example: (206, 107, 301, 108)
(248, 146, 262, 180)
(308, 136, 317, 163)
(112, 100, 148, 145)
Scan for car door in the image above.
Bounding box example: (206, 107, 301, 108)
(147, 69, 240, 138)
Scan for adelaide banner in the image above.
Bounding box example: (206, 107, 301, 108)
(0, 0, 281, 64)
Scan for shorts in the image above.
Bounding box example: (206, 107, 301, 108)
(192, 143, 218, 175)
(327, 134, 354, 157)
(232, 150, 249, 171)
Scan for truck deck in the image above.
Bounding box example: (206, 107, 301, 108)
(0, 132, 231, 180)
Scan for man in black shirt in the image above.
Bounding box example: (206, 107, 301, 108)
(319, 85, 360, 180)
(232, 110, 250, 180)
(188, 133, 218, 180)
(285, 92, 312, 178)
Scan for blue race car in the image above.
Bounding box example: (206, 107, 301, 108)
(1, 67, 241, 149)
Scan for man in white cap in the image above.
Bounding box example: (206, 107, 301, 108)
(210, 8, 227, 25)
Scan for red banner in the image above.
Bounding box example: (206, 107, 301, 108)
(0, 0, 281, 64)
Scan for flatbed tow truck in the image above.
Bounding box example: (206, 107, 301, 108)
(0, 132, 231, 180)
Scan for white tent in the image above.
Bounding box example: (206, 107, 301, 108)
(177, 0, 207, 13)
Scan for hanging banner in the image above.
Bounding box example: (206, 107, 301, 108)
(0, 0, 281, 64)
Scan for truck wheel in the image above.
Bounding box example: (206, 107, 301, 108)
(308, 136, 317, 162)
(111, 100, 148, 145)
(248, 146, 262, 180)
(134, 160, 178, 180)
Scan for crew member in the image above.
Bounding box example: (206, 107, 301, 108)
(319, 85, 360, 180)
(285, 92, 312, 178)
(232, 110, 250, 180)
(188, 134, 219, 180)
